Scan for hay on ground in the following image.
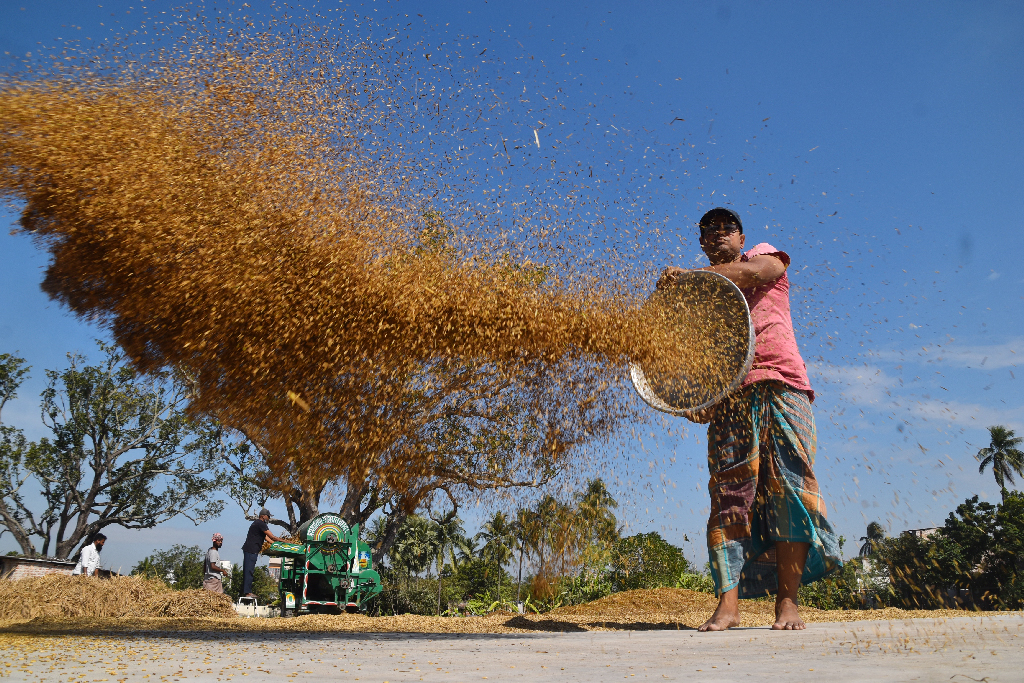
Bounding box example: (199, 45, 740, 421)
(0, 587, 1001, 634)
(0, 575, 236, 621)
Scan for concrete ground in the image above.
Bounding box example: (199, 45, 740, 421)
(2, 614, 1021, 682)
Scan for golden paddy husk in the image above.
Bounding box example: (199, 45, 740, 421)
(0, 12, 739, 493)
(0, 587, 993, 635)
(0, 575, 236, 622)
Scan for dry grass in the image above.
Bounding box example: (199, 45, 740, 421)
(0, 587, 1005, 635)
(0, 575, 236, 622)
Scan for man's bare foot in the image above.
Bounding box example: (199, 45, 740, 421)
(771, 596, 806, 630)
(698, 606, 741, 631)
(698, 588, 741, 632)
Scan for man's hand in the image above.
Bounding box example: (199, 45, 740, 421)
(657, 266, 687, 290)
(683, 406, 716, 424)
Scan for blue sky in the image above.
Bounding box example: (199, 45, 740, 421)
(1, 0, 1023, 573)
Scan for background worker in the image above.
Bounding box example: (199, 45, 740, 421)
(241, 508, 284, 598)
(203, 532, 230, 593)
(72, 533, 106, 577)
(659, 207, 841, 631)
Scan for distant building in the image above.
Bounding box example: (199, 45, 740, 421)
(0, 555, 76, 580)
(905, 527, 939, 539)
(268, 557, 281, 582)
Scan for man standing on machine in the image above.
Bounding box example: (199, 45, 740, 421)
(659, 207, 841, 631)
(241, 508, 285, 599)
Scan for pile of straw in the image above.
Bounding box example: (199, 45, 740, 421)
(0, 575, 236, 622)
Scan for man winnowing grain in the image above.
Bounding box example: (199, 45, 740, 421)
(659, 207, 842, 631)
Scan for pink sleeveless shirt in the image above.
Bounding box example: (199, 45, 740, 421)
(738, 243, 814, 401)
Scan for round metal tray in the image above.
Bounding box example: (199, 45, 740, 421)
(629, 270, 755, 417)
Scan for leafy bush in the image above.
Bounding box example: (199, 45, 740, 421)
(798, 561, 860, 610)
(226, 565, 277, 605)
(558, 570, 613, 606)
(132, 544, 205, 590)
(871, 493, 1024, 610)
(675, 571, 715, 594)
(610, 532, 692, 591)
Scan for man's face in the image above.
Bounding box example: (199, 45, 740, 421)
(698, 218, 745, 264)
(214, 539, 223, 548)
(95, 539, 105, 550)
(260, 514, 270, 522)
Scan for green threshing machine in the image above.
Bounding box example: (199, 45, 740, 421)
(264, 512, 382, 614)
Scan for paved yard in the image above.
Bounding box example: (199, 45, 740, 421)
(1, 614, 1020, 682)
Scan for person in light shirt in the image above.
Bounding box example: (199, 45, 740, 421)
(203, 533, 230, 593)
(72, 533, 106, 577)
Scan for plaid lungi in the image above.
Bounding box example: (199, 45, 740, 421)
(706, 380, 841, 598)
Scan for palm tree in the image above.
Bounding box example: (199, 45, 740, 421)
(477, 511, 516, 601)
(454, 535, 480, 568)
(513, 507, 537, 603)
(976, 425, 1024, 500)
(574, 478, 620, 563)
(858, 521, 885, 557)
(430, 513, 464, 615)
(391, 515, 434, 585)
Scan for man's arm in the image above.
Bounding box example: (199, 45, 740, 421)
(704, 254, 786, 288)
(263, 528, 285, 544)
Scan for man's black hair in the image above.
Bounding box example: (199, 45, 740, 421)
(94, 533, 107, 542)
(699, 207, 743, 233)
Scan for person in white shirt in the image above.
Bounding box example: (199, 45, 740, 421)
(203, 533, 230, 593)
(72, 534, 106, 576)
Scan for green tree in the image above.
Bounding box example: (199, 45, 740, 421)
(858, 521, 886, 557)
(995, 491, 1024, 607)
(0, 353, 33, 554)
(875, 496, 1005, 609)
(609, 532, 692, 592)
(976, 425, 1024, 500)
(429, 512, 464, 615)
(389, 515, 435, 582)
(477, 510, 516, 600)
(455, 535, 481, 567)
(227, 564, 278, 604)
(0, 344, 225, 559)
(572, 478, 620, 568)
(132, 544, 205, 589)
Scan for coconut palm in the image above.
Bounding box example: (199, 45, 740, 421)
(454, 535, 480, 567)
(477, 511, 517, 600)
(574, 478, 620, 558)
(858, 521, 886, 557)
(390, 515, 434, 584)
(513, 507, 538, 603)
(430, 513, 464, 615)
(976, 425, 1024, 500)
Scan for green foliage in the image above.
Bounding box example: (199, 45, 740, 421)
(558, 569, 613, 606)
(976, 425, 1024, 498)
(858, 521, 886, 557)
(375, 567, 444, 616)
(872, 493, 1024, 609)
(675, 571, 716, 594)
(132, 544, 205, 590)
(226, 564, 278, 604)
(798, 560, 861, 610)
(0, 343, 226, 559)
(610, 532, 692, 592)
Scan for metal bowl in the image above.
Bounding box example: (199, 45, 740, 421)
(629, 270, 755, 417)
